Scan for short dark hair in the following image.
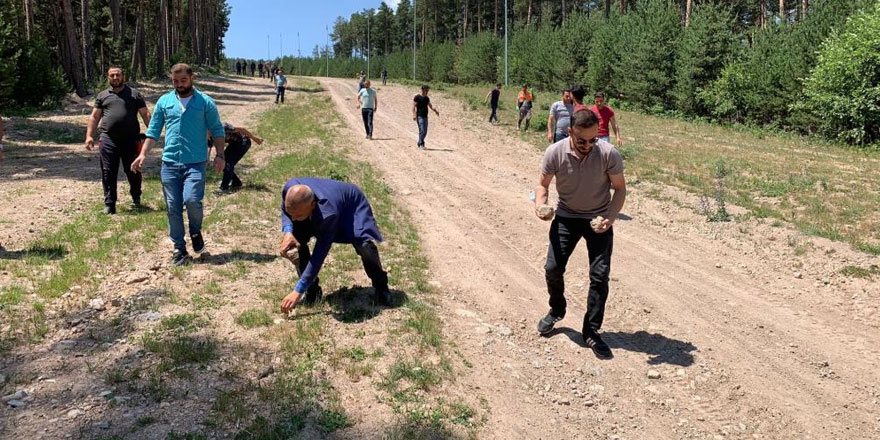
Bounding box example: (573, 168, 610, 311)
(170, 63, 193, 75)
(107, 66, 124, 74)
(595, 91, 605, 99)
(496, 82, 502, 87)
(570, 108, 599, 129)
(421, 84, 430, 90)
(562, 86, 572, 93)
(571, 85, 586, 102)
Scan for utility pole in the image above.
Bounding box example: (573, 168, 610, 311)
(367, 11, 371, 79)
(504, 0, 508, 86)
(280, 33, 283, 59)
(413, 0, 417, 80)
(326, 25, 330, 77)
(267, 34, 270, 59)
(297, 32, 301, 76)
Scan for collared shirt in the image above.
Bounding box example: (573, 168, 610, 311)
(280, 178, 383, 292)
(541, 138, 624, 219)
(145, 88, 224, 164)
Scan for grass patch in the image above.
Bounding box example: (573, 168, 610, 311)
(235, 308, 273, 329)
(840, 265, 880, 279)
(141, 332, 218, 366)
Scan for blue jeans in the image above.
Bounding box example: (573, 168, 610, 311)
(161, 161, 206, 252)
(361, 108, 374, 137)
(598, 136, 611, 144)
(416, 116, 428, 147)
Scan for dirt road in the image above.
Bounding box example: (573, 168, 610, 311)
(322, 77, 880, 439)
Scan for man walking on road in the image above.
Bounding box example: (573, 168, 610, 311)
(547, 87, 574, 143)
(258, 62, 264, 78)
(131, 63, 225, 266)
(485, 83, 502, 123)
(412, 85, 439, 150)
(236, 61, 242, 75)
(590, 92, 622, 147)
(274, 68, 288, 104)
(381, 68, 388, 86)
(357, 80, 378, 140)
(517, 84, 534, 131)
(278, 178, 392, 312)
(250, 61, 256, 77)
(357, 72, 366, 92)
(85, 67, 151, 215)
(534, 109, 627, 360)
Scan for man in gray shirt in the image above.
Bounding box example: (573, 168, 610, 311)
(547, 87, 574, 143)
(533, 109, 626, 359)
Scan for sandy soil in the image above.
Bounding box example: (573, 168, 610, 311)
(1, 73, 878, 439)
(321, 77, 880, 439)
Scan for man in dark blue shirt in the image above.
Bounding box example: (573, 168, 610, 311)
(278, 178, 391, 313)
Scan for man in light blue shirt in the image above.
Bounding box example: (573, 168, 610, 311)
(132, 63, 225, 266)
(356, 80, 378, 139)
(274, 68, 288, 104)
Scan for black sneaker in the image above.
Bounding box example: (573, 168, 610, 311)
(214, 187, 231, 196)
(537, 311, 563, 335)
(129, 199, 141, 211)
(375, 287, 393, 306)
(191, 233, 205, 254)
(103, 205, 116, 215)
(171, 249, 190, 266)
(302, 285, 323, 305)
(230, 180, 243, 189)
(584, 331, 613, 359)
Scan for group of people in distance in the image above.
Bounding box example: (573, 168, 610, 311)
(234, 60, 271, 78)
(39, 63, 624, 360)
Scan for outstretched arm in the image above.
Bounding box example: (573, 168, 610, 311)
(234, 127, 263, 145)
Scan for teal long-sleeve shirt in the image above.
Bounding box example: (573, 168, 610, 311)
(145, 88, 224, 164)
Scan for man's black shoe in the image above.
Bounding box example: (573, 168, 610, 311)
(302, 285, 323, 305)
(129, 199, 141, 211)
(171, 249, 190, 266)
(584, 331, 613, 359)
(375, 288, 393, 306)
(191, 233, 205, 254)
(103, 205, 116, 215)
(537, 311, 563, 335)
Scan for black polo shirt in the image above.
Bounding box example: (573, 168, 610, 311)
(94, 85, 146, 141)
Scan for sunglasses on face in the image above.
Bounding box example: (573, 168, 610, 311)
(572, 134, 598, 146)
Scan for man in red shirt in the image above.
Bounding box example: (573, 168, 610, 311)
(590, 92, 622, 147)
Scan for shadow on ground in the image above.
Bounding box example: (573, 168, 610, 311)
(551, 327, 696, 366)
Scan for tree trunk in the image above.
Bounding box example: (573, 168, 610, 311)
(157, 0, 167, 77)
(527, 0, 533, 25)
(190, 0, 198, 61)
(59, 0, 87, 96)
(800, 0, 808, 20)
(131, 4, 144, 78)
(779, 0, 785, 22)
(759, 1, 767, 28)
(562, 0, 566, 22)
(494, 0, 498, 35)
(685, 0, 692, 27)
(110, 0, 121, 39)
(23, 0, 33, 40)
(620, 0, 625, 15)
(81, 0, 95, 84)
(605, 0, 612, 19)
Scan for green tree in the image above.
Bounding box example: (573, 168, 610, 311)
(801, 3, 880, 145)
(454, 32, 500, 83)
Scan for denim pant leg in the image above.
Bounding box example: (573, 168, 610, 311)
(362, 108, 374, 136)
(489, 105, 498, 122)
(583, 226, 614, 333)
(160, 162, 186, 251)
(544, 216, 586, 318)
(417, 116, 428, 146)
(182, 162, 206, 237)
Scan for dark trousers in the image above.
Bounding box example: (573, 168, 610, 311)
(99, 135, 142, 207)
(489, 103, 499, 122)
(382, 76, 387, 85)
(544, 216, 614, 334)
(291, 222, 389, 294)
(220, 139, 251, 190)
(361, 108, 374, 136)
(275, 86, 286, 103)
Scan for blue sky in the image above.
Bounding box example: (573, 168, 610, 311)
(224, 0, 402, 61)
